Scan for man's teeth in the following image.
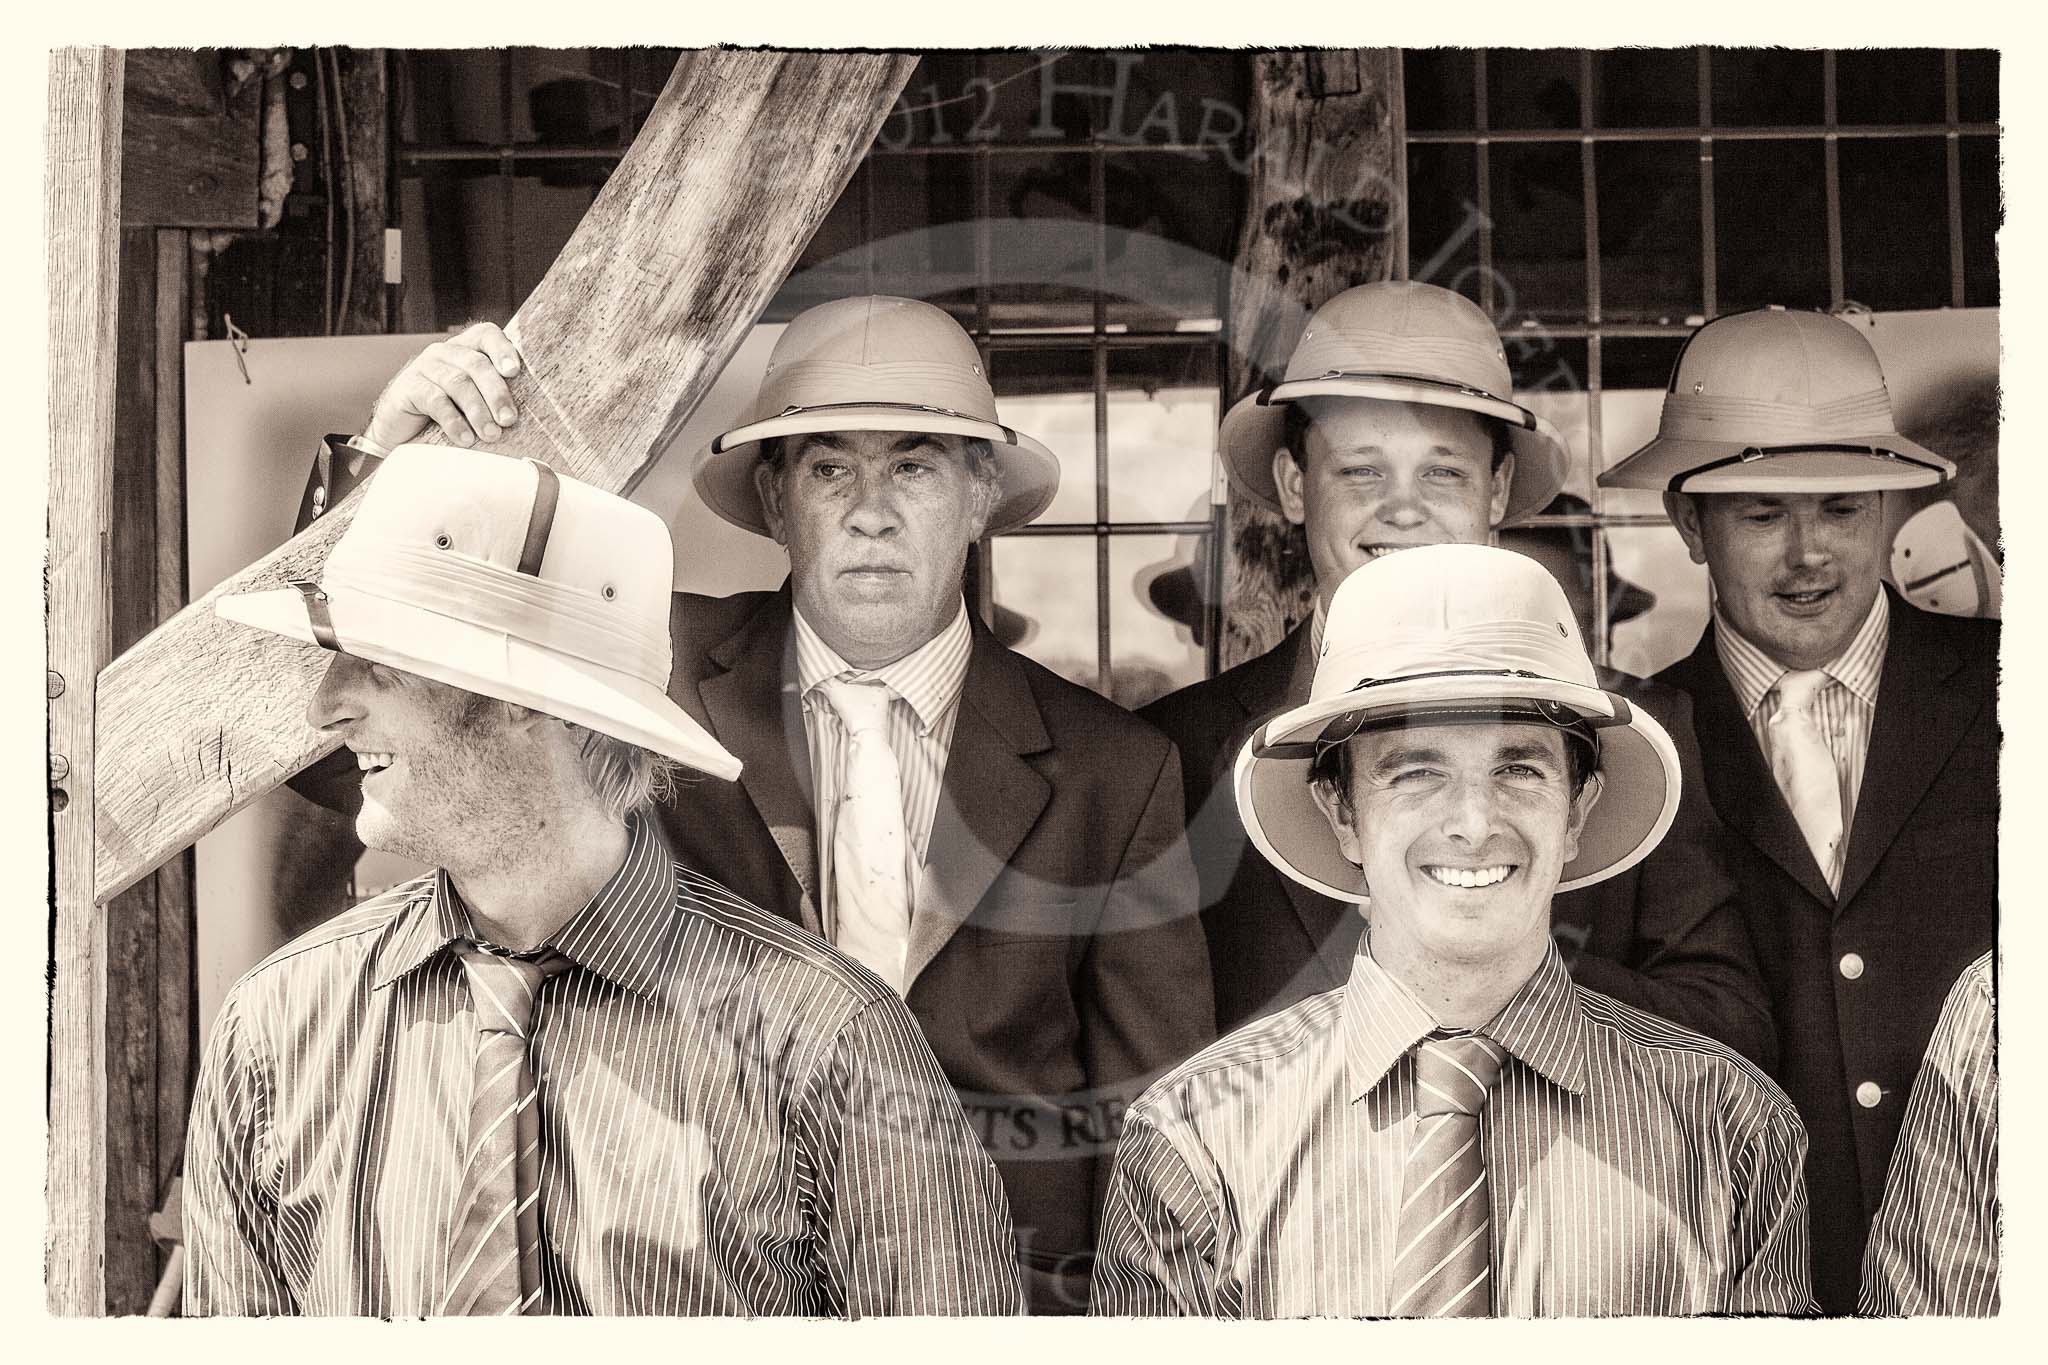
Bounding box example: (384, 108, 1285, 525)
(1362, 545, 1405, 559)
(1425, 865, 1513, 889)
(355, 752, 394, 772)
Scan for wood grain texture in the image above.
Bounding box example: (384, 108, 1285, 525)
(48, 44, 126, 1316)
(1221, 50, 1402, 668)
(120, 49, 259, 228)
(94, 50, 917, 905)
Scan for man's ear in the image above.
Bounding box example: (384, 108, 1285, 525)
(754, 461, 790, 547)
(1488, 449, 1516, 527)
(1561, 769, 1605, 866)
(1272, 444, 1309, 527)
(1662, 491, 1710, 566)
(1307, 773, 1368, 875)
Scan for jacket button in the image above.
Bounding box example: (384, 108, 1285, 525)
(1855, 1081, 1883, 1109)
(1839, 953, 1865, 980)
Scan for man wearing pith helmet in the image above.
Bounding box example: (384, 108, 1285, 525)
(186, 446, 1021, 1315)
(345, 299, 1216, 1313)
(677, 294, 1215, 1313)
(1142, 281, 1772, 1066)
(1093, 545, 1814, 1317)
(1601, 305, 1998, 1314)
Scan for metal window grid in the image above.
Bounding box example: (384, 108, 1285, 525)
(1399, 47, 1999, 668)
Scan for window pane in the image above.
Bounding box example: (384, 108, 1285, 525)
(1957, 49, 1998, 125)
(768, 163, 870, 321)
(1111, 50, 1249, 149)
(1714, 139, 1830, 311)
(1605, 524, 1711, 679)
(883, 52, 985, 150)
(1959, 135, 2001, 307)
(1595, 48, 1700, 128)
(990, 348, 1096, 524)
(991, 535, 1099, 693)
(1485, 48, 1583, 131)
(1709, 48, 1824, 126)
(1595, 351, 1681, 521)
(1101, 149, 1236, 328)
(1835, 49, 1945, 126)
(1489, 142, 1586, 321)
(1405, 48, 1477, 131)
(1406, 142, 1481, 300)
(1840, 137, 1948, 310)
(986, 151, 1098, 331)
(1510, 336, 1589, 512)
(1595, 141, 1702, 323)
(1111, 534, 1207, 709)
(867, 150, 983, 310)
(1106, 347, 1220, 522)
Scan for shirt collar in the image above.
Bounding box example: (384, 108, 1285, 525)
(1343, 937, 1589, 1102)
(1309, 594, 1328, 659)
(371, 813, 678, 998)
(1713, 588, 1890, 719)
(793, 598, 974, 738)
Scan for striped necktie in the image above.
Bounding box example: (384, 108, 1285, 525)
(819, 676, 912, 992)
(1392, 1031, 1506, 1317)
(442, 942, 572, 1315)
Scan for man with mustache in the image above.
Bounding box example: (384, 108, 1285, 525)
(350, 297, 1217, 1313)
(1142, 282, 1772, 1065)
(1600, 305, 1998, 1313)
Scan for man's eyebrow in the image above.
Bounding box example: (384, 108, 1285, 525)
(792, 432, 851, 454)
(889, 432, 947, 453)
(1369, 746, 1448, 775)
(1494, 741, 1560, 766)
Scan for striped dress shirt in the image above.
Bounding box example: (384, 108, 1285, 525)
(1091, 941, 1815, 1316)
(1714, 590, 1889, 887)
(1860, 952, 1999, 1316)
(794, 600, 972, 938)
(184, 814, 1022, 1316)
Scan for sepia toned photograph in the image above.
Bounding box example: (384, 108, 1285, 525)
(42, 39, 2002, 1321)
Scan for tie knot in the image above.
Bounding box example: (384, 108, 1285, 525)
(1772, 669, 1830, 713)
(1413, 1032, 1505, 1118)
(819, 675, 895, 735)
(456, 941, 571, 1040)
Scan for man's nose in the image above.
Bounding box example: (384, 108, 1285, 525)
(1375, 480, 1428, 528)
(306, 654, 369, 732)
(1783, 513, 1833, 569)
(842, 473, 900, 537)
(1437, 775, 1500, 844)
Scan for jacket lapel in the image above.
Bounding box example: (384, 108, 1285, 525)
(1667, 629, 1837, 908)
(698, 593, 823, 934)
(1236, 623, 1355, 988)
(904, 628, 1052, 990)
(1836, 594, 1974, 908)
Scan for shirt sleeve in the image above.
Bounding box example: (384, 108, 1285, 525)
(1089, 1111, 1228, 1317)
(1859, 957, 1999, 1316)
(796, 995, 1024, 1316)
(1724, 1089, 1817, 1314)
(182, 988, 298, 1316)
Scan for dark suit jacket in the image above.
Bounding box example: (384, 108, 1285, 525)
(1140, 623, 1775, 1067)
(1654, 592, 1999, 1314)
(659, 588, 1216, 1314)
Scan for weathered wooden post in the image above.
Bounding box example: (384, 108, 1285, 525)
(1222, 50, 1404, 666)
(47, 44, 127, 1315)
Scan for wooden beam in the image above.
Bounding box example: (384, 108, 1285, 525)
(93, 50, 917, 905)
(120, 50, 259, 228)
(1221, 50, 1403, 667)
(47, 44, 126, 1316)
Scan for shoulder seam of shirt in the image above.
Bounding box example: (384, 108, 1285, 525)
(1138, 989, 1347, 1113)
(232, 873, 438, 986)
(669, 861, 895, 1010)
(1574, 986, 1802, 1121)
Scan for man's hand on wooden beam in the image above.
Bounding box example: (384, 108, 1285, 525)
(365, 322, 525, 451)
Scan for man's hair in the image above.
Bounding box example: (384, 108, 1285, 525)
(1281, 398, 1513, 475)
(1307, 721, 1597, 824)
(457, 691, 679, 822)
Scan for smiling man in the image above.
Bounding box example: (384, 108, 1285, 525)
(1093, 545, 1814, 1318)
(1142, 281, 1773, 1068)
(1601, 306, 1999, 1314)
(185, 445, 1021, 1316)
(356, 296, 1216, 1313)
